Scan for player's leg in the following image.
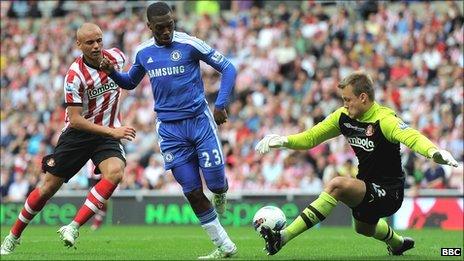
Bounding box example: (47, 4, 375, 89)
(69, 157, 123, 227)
(87, 174, 107, 231)
(157, 118, 236, 258)
(1, 172, 64, 255)
(2, 128, 92, 254)
(354, 219, 413, 255)
(261, 176, 364, 255)
(90, 203, 107, 231)
(286, 177, 363, 241)
(59, 138, 125, 246)
(196, 110, 228, 215)
(203, 166, 228, 215)
(352, 182, 414, 255)
(171, 160, 237, 259)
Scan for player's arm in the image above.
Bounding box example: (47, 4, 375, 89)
(286, 108, 343, 149)
(192, 38, 237, 124)
(380, 115, 458, 167)
(63, 71, 136, 140)
(67, 106, 135, 140)
(200, 51, 237, 110)
(256, 108, 343, 154)
(100, 52, 145, 90)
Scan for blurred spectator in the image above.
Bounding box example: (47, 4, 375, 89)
(447, 164, 463, 192)
(337, 159, 357, 178)
(7, 174, 29, 202)
(422, 162, 446, 189)
(143, 155, 165, 189)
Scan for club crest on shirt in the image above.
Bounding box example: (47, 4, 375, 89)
(47, 158, 56, 167)
(170, 50, 181, 61)
(366, 124, 374, 136)
(164, 152, 174, 163)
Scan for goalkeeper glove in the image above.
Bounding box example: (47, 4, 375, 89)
(430, 149, 459, 167)
(255, 134, 288, 154)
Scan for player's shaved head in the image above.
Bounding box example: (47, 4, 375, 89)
(76, 23, 102, 42)
(76, 23, 104, 65)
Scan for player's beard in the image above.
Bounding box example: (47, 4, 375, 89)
(85, 51, 103, 68)
(156, 33, 172, 46)
(91, 50, 102, 59)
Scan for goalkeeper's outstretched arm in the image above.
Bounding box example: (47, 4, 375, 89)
(380, 115, 459, 167)
(256, 108, 344, 154)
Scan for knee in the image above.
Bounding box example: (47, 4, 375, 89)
(208, 182, 228, 194)
(103, 165, 124, 184)
(184, 188, 211, 212)
(209, 187, 227, 194)
(326, 177, 349, 196)
(202, 167, 227, 193)
(355, 226, 375, 237)
(185, 188, 207, 204)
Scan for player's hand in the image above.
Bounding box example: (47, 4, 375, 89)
(432, 149, 459, 167)
(213, 107, 228, 125)
(110, 126, 136, 141)
(255, 134, 288, 154)
(99, 57, 116, 74)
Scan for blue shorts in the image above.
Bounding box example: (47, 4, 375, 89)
(155, 108, 225, 171)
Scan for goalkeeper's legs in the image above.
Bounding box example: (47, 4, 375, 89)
(284, 177, 364, 243)
(1, 173, 64, 255)
(262, 177, 365, 255)
(351, 181, 413, 255)
(355, 218, 414, 255)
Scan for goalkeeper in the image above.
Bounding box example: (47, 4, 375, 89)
(255, 71, 459, 256)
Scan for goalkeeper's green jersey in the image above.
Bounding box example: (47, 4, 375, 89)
(286, 102, 438, 184)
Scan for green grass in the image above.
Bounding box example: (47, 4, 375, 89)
(1, 225, 462, 260)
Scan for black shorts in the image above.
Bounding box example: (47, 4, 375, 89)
(352, 180, 404, 224)
(41, 128, 126, 182)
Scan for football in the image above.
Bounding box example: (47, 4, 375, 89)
(252, 206, 287, 233)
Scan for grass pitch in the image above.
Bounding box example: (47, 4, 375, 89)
(1, 225, 462, 260)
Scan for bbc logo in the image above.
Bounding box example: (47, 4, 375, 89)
(441, 248, 461, 256)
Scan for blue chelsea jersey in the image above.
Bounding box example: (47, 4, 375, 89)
(132, 31, 233, 122)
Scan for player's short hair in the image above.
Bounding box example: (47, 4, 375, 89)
(147, 2, 172, 21)
(337, 71, 375, 101)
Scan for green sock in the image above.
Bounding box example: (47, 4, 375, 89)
(373, 219, 403, 249)
(282, 192, 338, 244)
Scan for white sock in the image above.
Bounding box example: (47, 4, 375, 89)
(201, 217, 235, 251)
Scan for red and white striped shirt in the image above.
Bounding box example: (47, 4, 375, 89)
(63, 48, 126, 130)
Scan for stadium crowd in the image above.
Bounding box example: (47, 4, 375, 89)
(1, 1, 463, 202)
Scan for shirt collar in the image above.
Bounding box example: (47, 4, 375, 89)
(358, 102, 379, 121)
